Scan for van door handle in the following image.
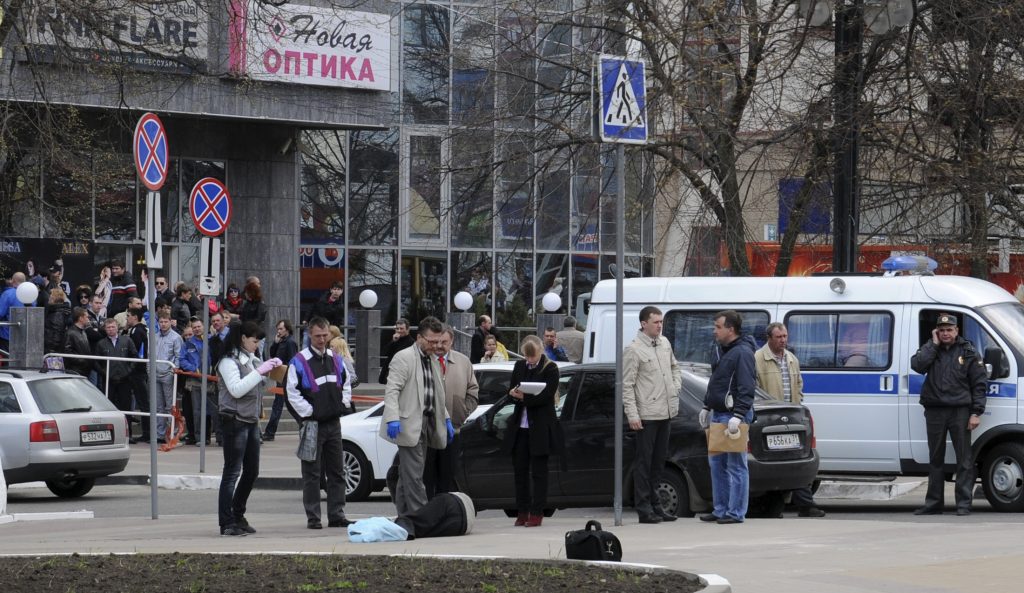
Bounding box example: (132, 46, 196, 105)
(880, 375, 894, 392)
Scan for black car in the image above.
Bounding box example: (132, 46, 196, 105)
(456, 363, 820, 517)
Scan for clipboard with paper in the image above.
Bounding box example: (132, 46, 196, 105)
(517, 382, 547, 395)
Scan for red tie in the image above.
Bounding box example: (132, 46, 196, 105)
(438, 356, 446, 375)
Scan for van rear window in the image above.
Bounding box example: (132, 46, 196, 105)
(786, 312, 893, 369)
(663, 310, 770, 364)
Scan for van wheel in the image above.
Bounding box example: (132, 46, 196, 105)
(655, 469, 692, 518)
(46, 477, 95, 498)
(982, 442, 1024, 512)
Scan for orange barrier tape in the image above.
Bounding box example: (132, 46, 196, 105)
(160, 405, 187, 452)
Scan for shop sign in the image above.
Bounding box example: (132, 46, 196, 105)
(228, 0, 390, 91)
(21, 0, 209, 74)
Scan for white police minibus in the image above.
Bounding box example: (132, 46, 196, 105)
(583, 258, 1024, 511)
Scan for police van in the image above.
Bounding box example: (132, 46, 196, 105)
(583, 258, 1024, 511)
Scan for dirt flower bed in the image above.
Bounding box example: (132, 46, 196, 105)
(1, 554, 704, 593)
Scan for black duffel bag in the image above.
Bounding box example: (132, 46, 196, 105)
(565, 520, 622, 562)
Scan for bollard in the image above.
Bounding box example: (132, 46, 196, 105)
(354, 308, 381, 383)
(0, 448, 11, 523)
(9, 306, 44, 368)
(447, 311, 475, 358)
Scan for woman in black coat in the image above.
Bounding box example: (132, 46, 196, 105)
(503, 334, 563, 527)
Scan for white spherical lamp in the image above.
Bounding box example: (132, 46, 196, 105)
(15, 281, 38, 305)
(542, 292, 562, 313)
(453, 291, 473, 311)
(358, 289, 378, 309)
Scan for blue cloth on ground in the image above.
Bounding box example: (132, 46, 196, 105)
(347, 517, 409, 543)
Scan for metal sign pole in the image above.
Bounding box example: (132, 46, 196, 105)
(613, 143, 625, 527)
(145, 242, 159, 520)
(200, 299, 209, 472)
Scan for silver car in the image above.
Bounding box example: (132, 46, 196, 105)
(0, 369, 130, 497)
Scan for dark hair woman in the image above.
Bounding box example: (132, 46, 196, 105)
(220, 283, 243, 317)
(503, 334, 563, 527)
(239, 280, 267, 326)
(215, 320, 282, 536)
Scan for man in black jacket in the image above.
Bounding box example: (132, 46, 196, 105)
(94, 318, 138, 435)
(699, 310, 757, 524)
(910, 313, 987, 516)
(125, 308, 151, 442)
(286, 316, 353, 530)
(308, 281, 345, 327)
(64, 308, 94, 377)
(378, 318, 414, 384)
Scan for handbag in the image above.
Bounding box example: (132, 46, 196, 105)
(706, 422, 749, 453)
(565, 520, 622, 562)
(296, 420, 319, 462)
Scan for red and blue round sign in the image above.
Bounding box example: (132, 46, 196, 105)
(133, 113, 169, 191)
(189, 177, 232, 237)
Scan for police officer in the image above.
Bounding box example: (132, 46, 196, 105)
(910, 313, 987, 516)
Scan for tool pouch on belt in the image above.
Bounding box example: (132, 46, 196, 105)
(565, 520, 622, 562)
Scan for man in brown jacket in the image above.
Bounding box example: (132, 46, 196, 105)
(424, 326, 480, 498)
(754, 322, 824, 517)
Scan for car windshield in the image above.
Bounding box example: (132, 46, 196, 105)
(980, 302, 1024, 360)
(29, 377, 119, 414)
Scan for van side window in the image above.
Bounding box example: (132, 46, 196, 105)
(663, 310, 770, 364)
(917, 310, 1006, 368)
(786, 312, 893, 369)
(0, 382, 19, 413)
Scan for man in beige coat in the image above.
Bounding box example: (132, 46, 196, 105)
(424, 326, 480, 497)
(623, 305, 682, 523)
(380, 317, 452, 515)
(754, 322, 824, 518)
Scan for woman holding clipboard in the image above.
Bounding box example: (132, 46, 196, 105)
(503, 335, 563, 527)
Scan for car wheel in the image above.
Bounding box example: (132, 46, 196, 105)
(342, 443, 373, 502)
(982, 442, 1024, 512)
(655, 469, 692, 517)
(45, 477, 95, 498)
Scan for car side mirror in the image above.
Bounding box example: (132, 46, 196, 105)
(984, 346, 1009, 379)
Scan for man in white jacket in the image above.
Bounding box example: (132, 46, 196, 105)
(622, 306, 682, 523)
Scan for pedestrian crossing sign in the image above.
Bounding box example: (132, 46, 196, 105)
(597, 55, 647, 144)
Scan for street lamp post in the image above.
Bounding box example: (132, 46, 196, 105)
(801, 0, 914, 273)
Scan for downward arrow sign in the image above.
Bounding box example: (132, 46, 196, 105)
(145, 191, 164, 269)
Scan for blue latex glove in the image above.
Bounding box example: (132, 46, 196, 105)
(446, 418, 455, 443)
(386, 421, 401, 439)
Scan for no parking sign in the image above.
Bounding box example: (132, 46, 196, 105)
(133, 113, 169, 191)
(189, 177, 232, 237)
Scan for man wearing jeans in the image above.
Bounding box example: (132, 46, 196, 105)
(623, 306, 681, 524)
(154, 312, 182, 442)
(700, 310, 757, 524)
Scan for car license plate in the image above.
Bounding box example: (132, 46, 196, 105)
(765, 433, 801, 450)
(80, 424, 114, 446)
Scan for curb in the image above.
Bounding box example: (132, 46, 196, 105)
(97, 474, 303, 490)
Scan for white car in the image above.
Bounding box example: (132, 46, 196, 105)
(0, 369, 130, 497)
(341, 362, 572, 500)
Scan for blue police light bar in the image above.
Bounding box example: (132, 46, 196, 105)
(881, 255, 938, 274)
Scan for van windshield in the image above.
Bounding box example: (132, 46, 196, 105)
(979, 302, 1024, 361)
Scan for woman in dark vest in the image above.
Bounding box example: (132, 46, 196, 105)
(216, 321, 282, 536)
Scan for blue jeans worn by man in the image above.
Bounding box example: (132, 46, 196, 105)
(709, 409, 754, 522)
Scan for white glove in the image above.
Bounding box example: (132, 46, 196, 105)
(698, 408, 710, 429)
(727, 416, 741, 434)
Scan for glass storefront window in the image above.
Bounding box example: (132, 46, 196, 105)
(300, 245, 346, 323)
(348, 248, 397, 327)
(535, 252, 568, 313)
(496, 134, 533, 249)
(299, 131, 347, 244)
(407, 136, 443, 242)
(42, 153, 92, 240)
(452, 8, 494, 124)
(451, 131, 493, 248)
(0, 152, 41, 237)
(159, 160, 180, 243)
(571, 253, 598, 319)
(572, 145, 600, 253)
(403, 3, 450, 125)
(350, 130, 398, 246)
(453, 251, 491, 315)
(400, 251, 447, 324)
(537, 162, 569, 250)
(495, 251, 533, 328)
(496, 11, 536, 124)
(93, 152, 136, 241)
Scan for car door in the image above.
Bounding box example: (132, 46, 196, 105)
(0, 380, 30, 472)
(557, 370, 623, 497)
